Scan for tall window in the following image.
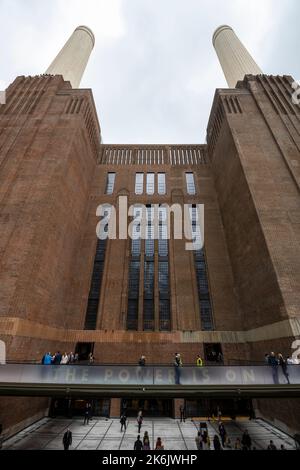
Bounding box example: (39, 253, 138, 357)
(158, 173, 166, 195)
(84, 210, 110, 330)
(194, 249, 214, 331)
(126, 204, 171, 332)
(189, 206, 213, 330)
(146, 173, 155, 195)
(127, 207, 141, 330)
(135, 173, 144, 195)
(144, 206, 155, 330)
(186, 172, 196, 195)
(105, 173, 116, 195)
(158, 207, 171, 331)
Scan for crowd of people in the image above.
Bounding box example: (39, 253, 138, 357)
(195, 422, 287, 451)
(41, 351, 95, 365)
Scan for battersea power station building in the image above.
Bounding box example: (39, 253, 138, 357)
(0, 25, 300, 438)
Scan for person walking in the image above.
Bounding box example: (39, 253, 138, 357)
(278, 354, 290, 384)
(268, 352, 279, 384)
(155, 438, 164, 450)
(241, 430, 252, 450)
(202, 431, 210, 450)
(83, 403, 91, 425)
(137, 411, 143, 433)
(63, 429, 72, 451)
(196, 355, 203, 367)
(134, 435, 143, 451)
(195, 431, 202, 450)
(213, 435, 222, 450)
(179, 404, 186, 423)
(143, 431, 151, 450)
(218, 422, 227, 448)
(120, 414, 127, 432)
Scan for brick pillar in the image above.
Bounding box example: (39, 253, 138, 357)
(174, 399, 185, 419)
(110, 398, 121, 418)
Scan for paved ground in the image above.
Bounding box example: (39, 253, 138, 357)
(2, 417, 297, 450)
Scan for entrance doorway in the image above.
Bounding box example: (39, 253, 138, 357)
(121, 398, 173, 418)
(185, 398, 254, 420)
(50, 398, 110, 418)
(75, 342, 94, 361)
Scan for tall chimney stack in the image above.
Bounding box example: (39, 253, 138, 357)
(46, 25, 95, 88)
(213, 25, 262, 88)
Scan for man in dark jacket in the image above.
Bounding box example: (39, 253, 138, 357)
(134, 435, 143, 451)
(120, 414, 127, 432)
(63, 429, 72, 450)
(241, 430, 252, 450)
(268, 352, 279, 384)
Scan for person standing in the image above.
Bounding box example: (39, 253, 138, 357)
(134, 435, 143, 451)
(218, 422, 227, 448)
(213, 435, 221, 450)
(196, 355, 203, 367)
(83, 403, 91, 425)
(174, 353, 182, 385)
(268, 352, 279, 384)
(88, 352, 94, 365)
(241, 430, 252, 450)
(265, 353, 270, 364)
(44, 353, 52, 365)
(202, 431, 210, 450)
(235, 437, 242, 450)
(278, 354, 290, 384)
(61, 353, 69, 365)
(155, 438, 164, 450)
(63, 429, 72, 450)
(143, 431, 151, 450)
(139, 356, 146, 367)
(54, 351, 62, 365)
(267, 440, 277, 450)
(120, 414, 127, 432)
(179, 404, 186, 423)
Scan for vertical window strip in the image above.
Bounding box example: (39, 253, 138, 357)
(158, 207, 171, 331)
(135, 173, 144, 195)
(158, 173, 166, 195)
(105, 173, 116, 195)
(186, 172, 196, 195)
(84, 238, 107, 330)
(194, 249, 214, 331)
(146, 173, 155, 195)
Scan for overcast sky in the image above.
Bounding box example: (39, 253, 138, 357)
(0, 0, 299, 143)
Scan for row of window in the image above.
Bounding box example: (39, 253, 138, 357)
(84, 205, 213, 332)
(127, 206, 171, 332)
(105, 172, 197, 196)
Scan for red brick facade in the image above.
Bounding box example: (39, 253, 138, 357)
(0, 74, 299, 437)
